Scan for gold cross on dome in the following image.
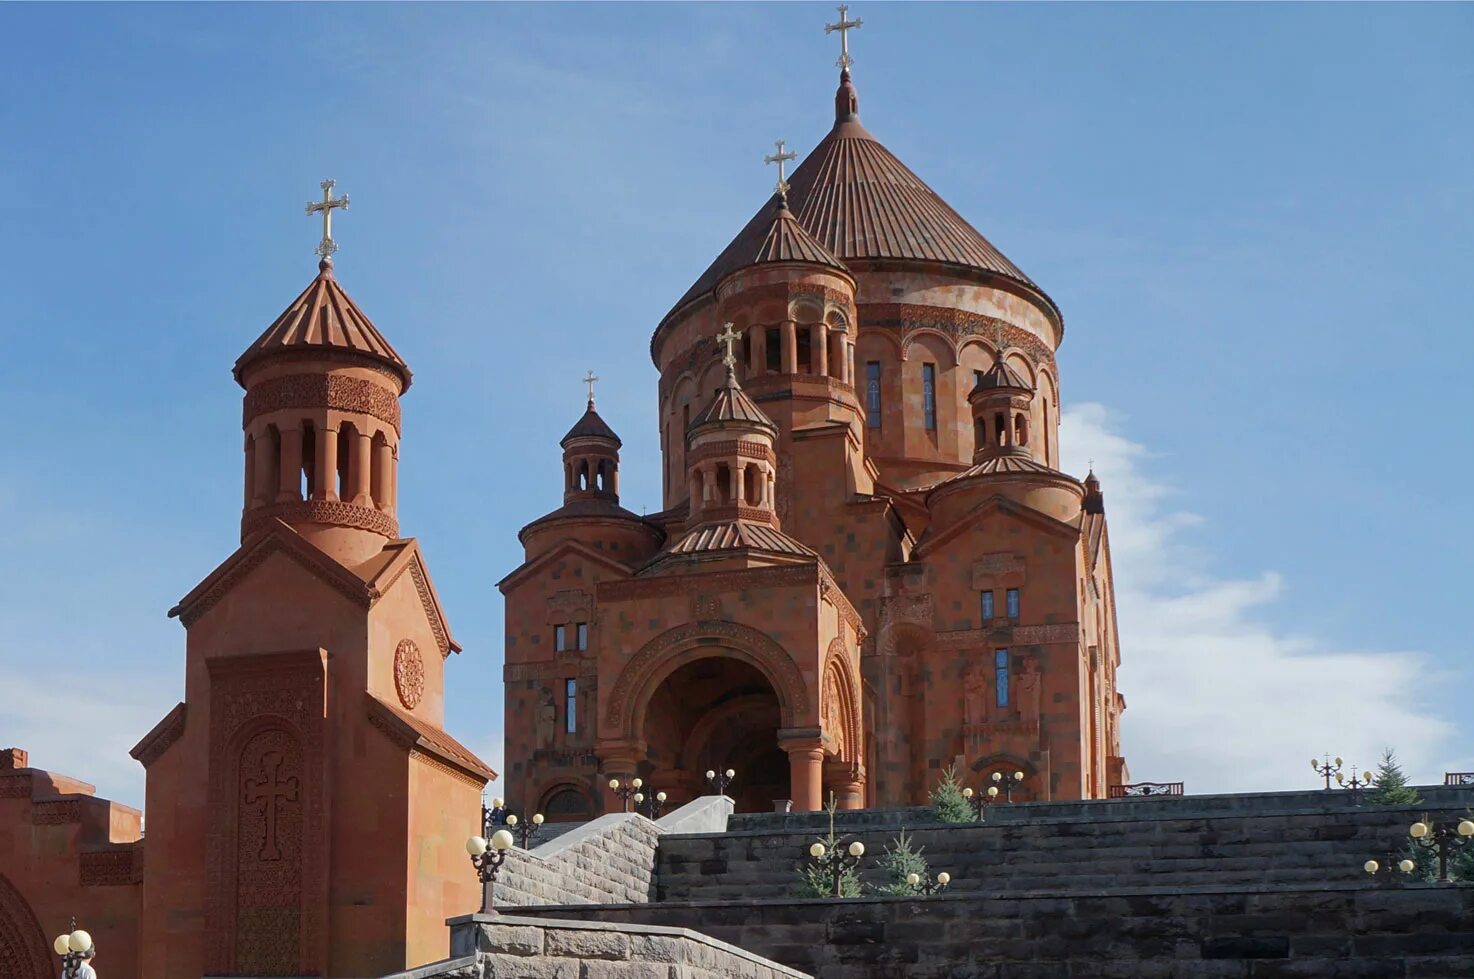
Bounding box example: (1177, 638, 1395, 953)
(715, 323, 741, 369)
(583, 370, 599, 404)
(825, 4, 863, 70)
(305, 179, 349, 258)
(764, 138, 797, 199)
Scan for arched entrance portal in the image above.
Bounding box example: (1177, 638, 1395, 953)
(642, 657, 789, 812)
(0, 873, 51, 979)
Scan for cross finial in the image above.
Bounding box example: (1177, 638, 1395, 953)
(715, 323, 741, 371)
(305, 179, 350, 260)
(993, 323, 1011, 360)
(825, 4, 863, 70)
(764, 139, 798, 201)
(583, 370, 599, 406)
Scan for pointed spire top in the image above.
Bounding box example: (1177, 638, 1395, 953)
(1083, 465, 1105, 514)
(826, 5, 863, 122)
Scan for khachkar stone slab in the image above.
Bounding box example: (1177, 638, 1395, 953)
(377, 913, 812, 979)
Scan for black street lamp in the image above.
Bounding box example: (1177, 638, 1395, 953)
(905, 870, 952, 895)
(1409, 818, 1474, 884)
(53, 918, 94, 978)
(990, 770, 1026, 803)
(503, 812, 546, 849)
(808, 839, 866, 897)
(1363, 851, 1417, 883)
(608, 777, 643, 813)
(635, 789, 668, 820)
(706, 768, 736, 795)
(465, 829, 515, 913)
(1335, 766, 1371, 804)
(1311, 754, 1344, 790)
(961, 785, 998, 819)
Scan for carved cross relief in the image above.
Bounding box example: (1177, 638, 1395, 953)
(243, 750, 300, 861)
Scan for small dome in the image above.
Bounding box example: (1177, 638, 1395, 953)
(234, 259, 411, 389)
(561, 403, 621, 448)
(970, 355, 1033, 395)
(688, 369, 777, 436)
(718, 197, 849, 283)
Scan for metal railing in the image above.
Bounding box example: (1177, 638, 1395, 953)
(1108, 781, 1184, 798)
(1444, 772, 1474, 786)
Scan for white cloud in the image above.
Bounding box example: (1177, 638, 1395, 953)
(1060, 402, 1458, 792)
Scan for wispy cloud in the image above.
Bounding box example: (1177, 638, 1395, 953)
(1061, 402, 1459, 791)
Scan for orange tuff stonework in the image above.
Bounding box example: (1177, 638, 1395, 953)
(0, 256, 495, 979)
(501, 70, 1128, 816)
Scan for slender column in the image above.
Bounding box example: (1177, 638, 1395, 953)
(733, 462, 745, 504)
(688, 471, 701, 510)
(700, 465, 714, 504)
(782, 322, 798, 374)
(386, 445, 398, 512)
(814, 326, 829, 378)
(251, 433, 275, 507)
(372, 439, 393, 510)
(350, 432, 372, 505)
(785, 743, 826, 812)
(314, 425, 339, 501)
(244, 437, 256, 508)
(826, 769, 865, 810)
(277, 427, 303, 502)
(749, 326, 764, 375)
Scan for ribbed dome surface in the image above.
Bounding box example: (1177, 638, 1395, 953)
(235, 259, 410, 388)
(561, 403, 621, 447)
(667, 96, 1040, 321)
(689, 370, 776, 433)
(728, 199, 849, 276)
(972, 357, 1033, 394)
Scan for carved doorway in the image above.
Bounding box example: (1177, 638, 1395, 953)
(643, 656, 788, 813)
(0, 873, 51, 979)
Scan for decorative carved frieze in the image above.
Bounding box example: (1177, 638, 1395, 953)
(1011, 624, 1078, 644)
(970, 553, 1025, 588)
(546, 589, 594, 625)
(80, 844, 144, 886)
(242, 499, 398, 541)
(243, 372, 401, 434)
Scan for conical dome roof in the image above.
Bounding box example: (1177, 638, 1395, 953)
(561, 401, 621, 447)
(717, 197, 849, 282)
(235, 259, 411, 389)
(688, 368, 777, 435)
(971, 353, 1033, 394)
(665, 73, 1051, 325)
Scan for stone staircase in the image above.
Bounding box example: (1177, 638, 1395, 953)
(657, 788, 1474, 901)
(500, 785, 1474, 978)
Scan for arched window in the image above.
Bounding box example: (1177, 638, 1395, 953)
(922, 363, 937, 431)
(541, 787, 594, 823)
(995, 648, 1010, 708)
(865, 362, 882, 428)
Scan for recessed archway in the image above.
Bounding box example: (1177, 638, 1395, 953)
(643, 656, 788, 813)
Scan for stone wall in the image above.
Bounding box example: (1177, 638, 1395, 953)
(381, 913, 811, 979)
(509, 883, 1474, 978)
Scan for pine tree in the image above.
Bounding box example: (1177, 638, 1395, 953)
(875, 829, 930, 896)
(1367, 748, 1422, 806)
(795, 793, 865, 898)
(931, 764, 973, 824)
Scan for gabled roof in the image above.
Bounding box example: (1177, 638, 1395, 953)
(497, 537, 638, 594)
(366, 694, 496, 783)
(561, 401, 621, 447)
(664, 73, 1049, 326)
(169, 520, 460, 655)
(912, 494, 1081, 559)
(234, 258, 412, 389)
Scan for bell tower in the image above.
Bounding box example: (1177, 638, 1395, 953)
(134, 183, 493, 979)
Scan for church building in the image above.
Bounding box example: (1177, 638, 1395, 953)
(499, 50, 1128, 816)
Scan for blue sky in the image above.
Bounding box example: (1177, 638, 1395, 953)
(1, 3, 1469, 809)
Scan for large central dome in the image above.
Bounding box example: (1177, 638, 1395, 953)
(664, 71, 1047, 326)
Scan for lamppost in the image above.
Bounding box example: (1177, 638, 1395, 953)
(502, 812, 546, 849)
(1363, 852, 1417, 883)
(905, 870, 952, 895)
(991, 770, 1026, 803)
(706, 768, 736, 795)
(465, 828, 516, 913)
(634, 790, 668, 820)
(1311, 755, 1343, 790)
(53, 919, 94, 978)
(962, 785, 999, 819)
(1409, 818, 1474, 883)
(1335, 766, 1371, 805)
(808, 839, 866, 897)
(484, 796, 510, 826)
(608, 777, 643, 813)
